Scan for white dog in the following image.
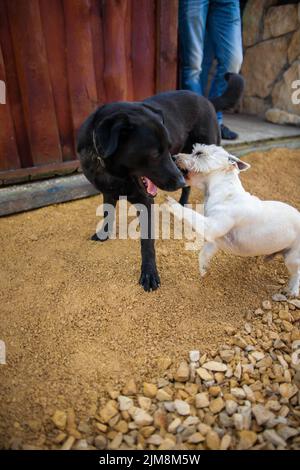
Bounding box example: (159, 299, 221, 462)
(166, 144, 300, 297)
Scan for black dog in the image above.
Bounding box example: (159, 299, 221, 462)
(77, 73, 244, 291)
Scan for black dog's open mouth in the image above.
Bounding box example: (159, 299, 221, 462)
(174, 159, 189, 179)
(180, 168, 189, 178)
(176, 164, 189, 181)
(135, 176, 158, 197)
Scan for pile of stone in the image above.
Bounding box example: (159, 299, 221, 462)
(242, 1, 300, 126)
(19, 295, 300, 450)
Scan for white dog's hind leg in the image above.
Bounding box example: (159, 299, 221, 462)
(284, 248, 300, 297)
(199, 242, 218, 277)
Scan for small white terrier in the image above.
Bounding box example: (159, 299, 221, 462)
(166, 144, 300, 297)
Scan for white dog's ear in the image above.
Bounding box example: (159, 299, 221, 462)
(228, 155, 250, 172)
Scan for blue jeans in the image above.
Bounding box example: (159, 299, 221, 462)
(179, 0, 243, 124)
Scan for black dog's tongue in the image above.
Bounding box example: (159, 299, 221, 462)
(142, 177, 158, 196)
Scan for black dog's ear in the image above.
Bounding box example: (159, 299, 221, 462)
(142, 103, 164, 124)
(95, 114, 131, 159)
(142, 103, 172, 147)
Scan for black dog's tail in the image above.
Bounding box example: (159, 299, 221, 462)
(209, 73, 244, 112)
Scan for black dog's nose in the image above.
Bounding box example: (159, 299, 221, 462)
(171, 155, 177, 162)
(175, 174, 186, 189)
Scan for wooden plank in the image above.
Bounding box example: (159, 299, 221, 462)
(90, 0, 106, 105)
(0, 41, 21, 171)
(156, 0, 179, 93)
(0, 0, 179, 183)
(63, 0, 98, 133)
(39, 0, 75, 161)
(0, 160, 80, 185)
(125, 0, 133, 101)
(131, 0, 156, 100)
(102, 0, 128, 102)
(0, 174, 98, 217)
(0, 0, 32, 168)
(6, 0, 62, 165)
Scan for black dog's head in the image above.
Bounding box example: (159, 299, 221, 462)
(77, 102, 185, 198)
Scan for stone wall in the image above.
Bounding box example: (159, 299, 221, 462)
(241, 0, 300, 125)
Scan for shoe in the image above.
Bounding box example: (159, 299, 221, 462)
(221, 124, 238, 140)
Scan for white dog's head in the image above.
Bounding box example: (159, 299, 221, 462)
(175, 144, 250, 185)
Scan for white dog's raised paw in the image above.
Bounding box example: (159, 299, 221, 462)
(165, 196, 178, 206)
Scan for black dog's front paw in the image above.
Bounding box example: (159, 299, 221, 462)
(179, 186, 191, 206)
(139, 266, 161, 292)
(91, 231, 110, 242)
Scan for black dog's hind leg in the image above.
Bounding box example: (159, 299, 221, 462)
(179, 186, 191, 206)
(91, 193, 117, 242)
(136, 199, 160, 292)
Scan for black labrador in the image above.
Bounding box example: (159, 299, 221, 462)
(77, 73, 244, 291)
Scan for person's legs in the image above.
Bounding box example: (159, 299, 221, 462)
(206, 0, 243, 129)
(200, 28, 215, 96)
(178, 0, 210, 94)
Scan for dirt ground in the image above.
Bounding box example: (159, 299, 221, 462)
(0, 147, 299, 448)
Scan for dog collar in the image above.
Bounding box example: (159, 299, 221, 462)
(92, 130, 106, 168)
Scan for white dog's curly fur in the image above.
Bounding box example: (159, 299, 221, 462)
(166, 144, 300, 297)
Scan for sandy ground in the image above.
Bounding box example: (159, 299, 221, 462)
(0, 147, 299, 447)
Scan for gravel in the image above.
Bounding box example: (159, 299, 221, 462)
(2, 148, 300, 450)
(15, 293, 299, 450)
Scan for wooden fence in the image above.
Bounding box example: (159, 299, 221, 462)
(0, 0, 178, 185)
